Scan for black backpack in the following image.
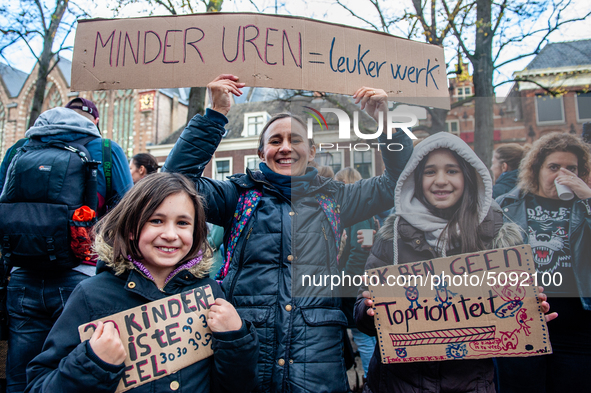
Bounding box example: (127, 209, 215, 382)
(0, 136, 112, 270)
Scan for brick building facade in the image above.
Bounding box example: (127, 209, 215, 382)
(0, 58, 188, 161)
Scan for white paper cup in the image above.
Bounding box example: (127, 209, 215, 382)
(359, 229, 374, 246)
(555, 179, 574, 200)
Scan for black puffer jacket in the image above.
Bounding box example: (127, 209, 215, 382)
(162, 111, 413, 393)
(25, 262, 259, 393)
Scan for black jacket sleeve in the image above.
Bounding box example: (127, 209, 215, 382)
(210, 321, 259, 393)
(338, 132, 413, 228)
(354, 236, 394, 337)
(162, 112, 240, 228)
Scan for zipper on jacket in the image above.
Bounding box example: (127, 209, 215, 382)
(228, 227, 253, 303)
(322, 226, 328, 241)
(582, 199, 591, 216)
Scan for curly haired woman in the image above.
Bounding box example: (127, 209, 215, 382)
(495, 132, 591, 392)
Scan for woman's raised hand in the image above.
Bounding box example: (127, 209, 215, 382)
(207, 74, 245, 116)
(89, 321, 127, 365)
(555, 168, 591, 200)
(353, 87, 388, 123)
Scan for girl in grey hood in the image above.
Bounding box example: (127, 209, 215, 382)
(354, 132, 555, 393)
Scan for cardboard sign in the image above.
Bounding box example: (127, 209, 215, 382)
(367, 245, 552, 364)
(79, 285, 215, 392)
(71, 13, 449, 109)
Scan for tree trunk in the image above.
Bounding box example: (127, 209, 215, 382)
(27, 52, 52, 129)
(27, 0, 69, 129)
(185, 0, 224, 124)
(186, 86, 206, 123)
(429, 108, 449, 134)
(472, 0, 494, 167)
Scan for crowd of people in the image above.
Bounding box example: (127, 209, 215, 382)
(0, 73, 587, 393)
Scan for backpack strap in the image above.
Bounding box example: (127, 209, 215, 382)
(215, 189, 263, 283)
(6, 138, 28, 167)
(101, 139, 113, 205)
(315, 193, 342, 261)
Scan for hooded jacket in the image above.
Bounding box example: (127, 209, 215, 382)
(0, 107, 133, 218)
(162, 110, 413, 393)
(25, 240, 259, 393)
(354, 132, 522, 393)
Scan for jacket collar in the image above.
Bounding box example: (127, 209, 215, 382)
(229, 169, 338, 195)
(397, 206, 498, 253)
(97, 260, 202, 301)
(502, 186, 527, 203)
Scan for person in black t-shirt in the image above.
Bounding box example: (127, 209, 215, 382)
(496, 132, 591, 392)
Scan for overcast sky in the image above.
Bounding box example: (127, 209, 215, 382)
(3, 0, 591, 97)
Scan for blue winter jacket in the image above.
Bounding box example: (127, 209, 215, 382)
(492, 169, 519, 199)
(496, 186, 591, 310)
(162, 110, 413, 393)
(25, 261, 259, 393)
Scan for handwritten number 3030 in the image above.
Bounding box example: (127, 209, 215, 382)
(188, 333, 213, 351)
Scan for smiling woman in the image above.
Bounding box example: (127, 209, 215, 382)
(256, 113, 315, 177)
(162, 74, 414, 393)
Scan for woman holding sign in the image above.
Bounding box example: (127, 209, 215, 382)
(355, 132, 556, 393)
(161, 74, 413, 393)
(495, 132, 591, 392)
(26, 173, 259, 393)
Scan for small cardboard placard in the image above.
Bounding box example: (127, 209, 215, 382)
(367, 245, 552, 364)
(79, 285, 215, 392)
(71, 12, 449, 109)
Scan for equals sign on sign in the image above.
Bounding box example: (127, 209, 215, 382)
(308, 52, 324, 64)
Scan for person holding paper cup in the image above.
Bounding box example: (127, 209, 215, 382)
(26, 173, 259, 393)
(495, 132, 591, 392)
(354, 132, 556, 393)
(161, 74, 413, 393)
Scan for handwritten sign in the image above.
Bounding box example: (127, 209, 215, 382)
(79, 285, 215, 392)
(71, 13, 449, 109)
(367, 245, 551, 364)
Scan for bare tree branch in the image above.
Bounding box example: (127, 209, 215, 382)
(335, 0, 381, 31)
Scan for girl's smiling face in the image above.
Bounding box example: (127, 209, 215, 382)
(137, 192, 194, 287)
(421, 149, 465, 210)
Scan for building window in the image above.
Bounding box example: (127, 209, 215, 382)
(92, 91, 110, 133)
(244, 155, 261, 171)
(576, 92, 591, 122)
(242, 112, 270, 137)
(535, 95, 565, 124)
(353, 150, 373, 179)
(46, 84, 62, 110)
(112, 89, 135, 157)
(247, 116, 264, 136)
(315, 151, 342, 174)
(213, 158, 232, 180)
(456, 86, 472, 99)
(446, 120, 460, 135)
